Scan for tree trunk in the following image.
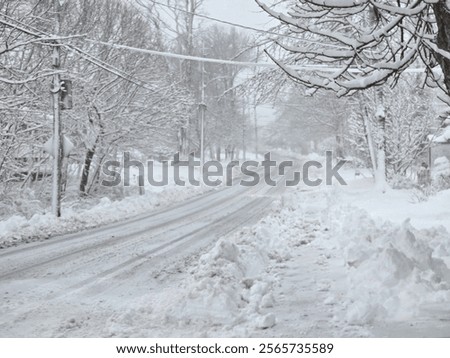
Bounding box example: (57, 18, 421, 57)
(363, 107, 377, 175)
(216, 146, 221, 161)
(230, 146, 236, 161)
(375, 102, 388, 193)
(433, 1, 450, 94)
(335, 135, 344, 159)
(87, 153, 106, 195)
(79, 145, 96, 196)
(80, 107, 104, 196)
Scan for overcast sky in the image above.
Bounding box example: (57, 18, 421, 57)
(204, 0, 273, 30)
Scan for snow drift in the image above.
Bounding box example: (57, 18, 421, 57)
(327, 204, 450, 325)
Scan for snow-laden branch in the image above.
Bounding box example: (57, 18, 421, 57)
(0, 35, 86, 55)
(307, 0, 369, 7)
(256, 0, 450, 94)
(424, 39, 450, 62)
(371, 1, 428, 16)
(0, 70, 65, 85)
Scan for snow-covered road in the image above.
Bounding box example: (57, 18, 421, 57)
(0, 164, 294, 337)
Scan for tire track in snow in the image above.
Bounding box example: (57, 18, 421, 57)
(0, 166, 279, 279)
(0, 164, 296, 334)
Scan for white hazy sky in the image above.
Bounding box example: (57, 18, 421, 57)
(204, 0, 273, 30)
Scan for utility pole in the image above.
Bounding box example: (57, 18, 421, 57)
(200, 43, 206, 167)
(254, 47, 260, 159)
(51, 0, 63, 217)
(242, 103, 247, 161)
(254, 101, 258, 159)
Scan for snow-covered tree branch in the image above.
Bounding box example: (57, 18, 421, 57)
(256, 0, 450, 97)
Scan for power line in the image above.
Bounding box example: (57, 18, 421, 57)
(86, 38, 279, 68)
(144, 0, 343, 49)
(0, 10, 438, 82)
(84, 38, 434, 74)
(0, 13, 173, 92)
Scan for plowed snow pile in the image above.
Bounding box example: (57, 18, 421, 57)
(151, 187, 450, 333)
(327, 203, 450, 325)
(154, 198, 321, 334)
(175, 237, 277, 330)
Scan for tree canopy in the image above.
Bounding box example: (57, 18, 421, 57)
(256, 0, 450, 101)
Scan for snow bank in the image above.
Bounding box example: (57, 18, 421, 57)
(165, 185, 446, 333)
(174, 237, 276, 329)
(0, 155, 255, 249)
(153, 198, 318, 334)
(0, 185, 208, 249)
(335, 177, 450, 232)
(327, 204, 450, 325)
(107, 183, 450, 335)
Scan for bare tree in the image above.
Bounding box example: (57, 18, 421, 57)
(0, 0, 194, 209)
(265, 89, 349, 155)
(200, 26, 252, 160)
(347, 77, 436, 177)
(136, 0, 205, 156)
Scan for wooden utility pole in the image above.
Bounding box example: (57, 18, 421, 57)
(254, 47, 260, 159)
(51, 0, 63, 217)
(200, 43, 206, 167)
(254, 102, 258, 158)
(242, 103, 247, 161)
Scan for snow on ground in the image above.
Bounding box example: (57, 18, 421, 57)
(0, 156, 253, 249)
(88, 189, 344, 338)
(335, 178, 450, 232)
(131, 175, 450, 337)
(157, 201, 306, 333)
(0, 163, 212, 249)
(73, 181, 450, 337)
(319, 170, 450, 332)
(3, 157, 450, 337)
(0, 185, 207, 249)
(324, 199, 450, 326)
